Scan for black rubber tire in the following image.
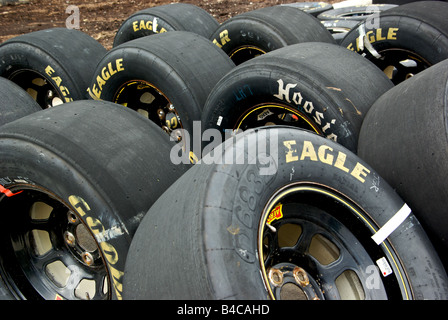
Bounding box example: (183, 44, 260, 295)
(339, 1, 448, 85)
(200, 42, 393, 154)
(0, 28, 107, 109)
(209, 5, 335, 65)
(0, 77, 41, 126)
(88, 31, 235, 141)
(317, 4, 397, 21)
(358, 59, 448, 270)
(281, 2, 333, 16)
(0, 100, 189, 300)
(113, 3, 219, 47)
(124, 126, 448, 300)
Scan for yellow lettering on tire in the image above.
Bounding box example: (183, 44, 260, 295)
(213, 29, 231, 48)
(283, 140, 298, 163)
(346, 27, 400, 52)
(300, 140, 318, 161)
(387, 28, 398, 40)
(132, 21, 139, 32)
(87, 58, 125, 100)
(351, 162, 371, 183)
(45, 65, 55, 76)
(283, 140, 371, 183)
(132, 19, 167, 33)
(68, 194, 125, 300)
(318, 145, 334, 165)
(68, 195, 90, 216)
(376, 28, 386, 41)
(334, 152, 350, 173)
(44, 65, 74, 102)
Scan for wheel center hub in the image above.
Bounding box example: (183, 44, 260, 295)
(267, 263, 324, 300)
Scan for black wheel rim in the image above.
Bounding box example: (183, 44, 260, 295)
(113, 80, 183, 141)
(229, 45, 266, 65)
(374, 48, 431, 85)
(0, 187, 110, 300)
(9, 69, 64, 109)
(234, 103, 322, 135)
(258, 184, 412, 300)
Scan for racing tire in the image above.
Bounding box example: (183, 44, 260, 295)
(124, 126, 448, 300)
(339, 1, 448, 85)
(209, 5, 335, 65)
(113, 3, 219, 47)
(0, 77, 41, 126)
(358, 59, 448, 269)
(200, 42, 393, 155)
(0, 100, 189, 300)
(0, 28, 107, 109)
(88, 31, 235, 143)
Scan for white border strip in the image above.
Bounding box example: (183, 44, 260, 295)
(371, 204, 412, 245)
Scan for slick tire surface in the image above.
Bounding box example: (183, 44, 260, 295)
(124, 127, 448, 300)
(201, 42, 393, 154)
(358, 59, 448, 268)
(89, 31, 235, 138)
(0, 100, 189, 300)
(210, 5, 335, 65)
(339, 1, 448, 84)
(0, 77, 41, 126)
(113, 3, 219, 47)
(0, 28, 106, 108)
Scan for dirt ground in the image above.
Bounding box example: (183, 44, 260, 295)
(0, 0, 341, 49)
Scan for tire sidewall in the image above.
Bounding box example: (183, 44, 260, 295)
(88, 48, 199, 134)
(113, 13, 176, 47)
(0, 140, 129, 300)
(210, 18, 288, 56)
(202, 67, 358, 152)
(341, 16, 448, 64)
(202, 127, 445, 299)
(0, 77, 42, 126)
(0, 43, 79, 102)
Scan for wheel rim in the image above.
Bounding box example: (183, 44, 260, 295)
(374, 49, 431, 85)
(9, 69, 64, 109)
(337, 11, 376, 18)
(258, 184, 412, 300)
(229, 45, 266, 65)
(0, 187, 111, 300)
(327, 27, 352, 35)
(113, 80, 183, 141)
(234, 103, 322, 134)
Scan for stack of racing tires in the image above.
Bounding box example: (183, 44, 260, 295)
(0, 0, 447, 301)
